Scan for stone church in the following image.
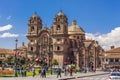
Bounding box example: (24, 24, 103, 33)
(27, 10, 104, 69)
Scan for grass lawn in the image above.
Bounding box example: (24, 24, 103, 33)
(0, 68, 58, 77)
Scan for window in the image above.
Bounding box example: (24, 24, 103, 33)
(77, 36, 79, 39)
(31, 47, 33, 51)
(57, 39, 60, 41)
(110, 59, 114, 62)
(3, 55, 5, 57)
(31, 40, 33, 42)
(106, 59, 108, 62)
(57, 25, 60, 30)
(74, 36, 76, 38)
(57, 46, 60, 51)
(31, 26, 34, 32)
(115, 59, 119, 62)
(57, 18, 60, 22)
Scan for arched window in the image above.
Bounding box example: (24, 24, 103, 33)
(77, 36, 79, 39)
(57, 46, 60, 51)
(31, 47, 33, 51)
(57, 25, 60, 30)
(31, 40, 33, 42)
(57, 38, 60, 41)
(31, 26, 34, 32)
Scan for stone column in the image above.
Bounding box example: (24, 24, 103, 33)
(76, 52, 80, 70)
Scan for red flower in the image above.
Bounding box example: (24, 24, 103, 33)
(35, 58, 39, 62)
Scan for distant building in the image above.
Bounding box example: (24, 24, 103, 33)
(0, 48, 14, 65)
(27, 10, 104, 69)
(0, 42, 28, 66)
(17, 42, 32, 58)
(17, 42, 27, 57)
(102, 46, 120, 70)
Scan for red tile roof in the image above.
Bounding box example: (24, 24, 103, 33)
(106, 47, 120, 53)
(0, 48, 14, 55)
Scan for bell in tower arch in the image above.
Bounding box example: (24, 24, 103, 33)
(28, 12, 42, 35)
(52, 10, 68, 34)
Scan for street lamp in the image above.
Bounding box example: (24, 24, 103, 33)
(49, 57, 52, 75)
(94, 41, 98, 71)
(104, 53, 107, 70)
(14, 39, 18, 77)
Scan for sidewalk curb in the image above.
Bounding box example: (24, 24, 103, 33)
(58, 72, 109, 80)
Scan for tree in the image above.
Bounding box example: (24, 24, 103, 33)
(7, 55, 14, 65)
(71, 64, 75, 69)
(52, 59, 58, 66)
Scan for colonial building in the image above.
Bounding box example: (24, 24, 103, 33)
(17, 42, 32, 58)
(17, 42, 27, 57)
(102, 46, 120, 70)
(0, 42, 28, 67)
(27, 10, 104, 69)
(0, 48, 14, 66)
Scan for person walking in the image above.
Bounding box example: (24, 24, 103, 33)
(24, 68, 26, 77)
(69, 67, 73, 76)
(57, 68, 61, 78)
(39, 69, 41, 77)
(32, 68, 36, 77)
(42, 68, 46, 78)
(64, 67, 67, 76)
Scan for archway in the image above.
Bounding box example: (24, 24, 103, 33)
(37, 30, 53, 65)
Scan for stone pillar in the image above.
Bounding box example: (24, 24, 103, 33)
(76, 52, 80, 70)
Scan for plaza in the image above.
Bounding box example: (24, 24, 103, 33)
(0, 0, 120, 79)
(0, 70, 109, 80)
(0, 10, 120, 79)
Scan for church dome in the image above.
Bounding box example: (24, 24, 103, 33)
(18, 42, 27, 50)
(68, 20, 85, 34)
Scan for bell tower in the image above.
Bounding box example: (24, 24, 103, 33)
(51, 10, 69, 67)
(27, 12, 42, 56)
(52, 10, 68, 34)
(28, 12, 42, 35)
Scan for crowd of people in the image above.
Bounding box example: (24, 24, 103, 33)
(16, 65, 97, 78)
(31, 66, 75, 78)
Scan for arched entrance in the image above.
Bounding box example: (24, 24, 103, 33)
(37, 30, 53, 65)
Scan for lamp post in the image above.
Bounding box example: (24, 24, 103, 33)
(48, 37, 53, 75)
(49, 57, 52, 75)
(104, 53, 107, 70)
(94, 41, 98, 71)
(14, 39, 18, 77)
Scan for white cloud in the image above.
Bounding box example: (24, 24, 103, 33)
(0, 24, 12, 32)
(6, 16, 11, 20)
(86, 27, 120, 50)
(0, 32, 19, 38)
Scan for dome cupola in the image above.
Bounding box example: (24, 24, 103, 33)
(68, 20, 85, 34)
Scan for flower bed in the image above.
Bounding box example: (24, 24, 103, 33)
(0, 70, 14, 75)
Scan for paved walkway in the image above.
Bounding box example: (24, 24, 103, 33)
(0, 71, 109, 80)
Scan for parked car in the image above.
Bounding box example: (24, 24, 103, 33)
(109, 72, 120, 80)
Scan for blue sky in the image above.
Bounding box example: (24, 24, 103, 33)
(0, 0, 120, 50)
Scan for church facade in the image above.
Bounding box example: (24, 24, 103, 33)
(27, 10, 104, 69)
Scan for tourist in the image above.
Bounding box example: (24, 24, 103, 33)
(57, 68, 61, 78)
(32, 68, 35, 77)
(39, 69, 41, 77)
(69, 67, 73, 76)
(64, 67, 67, 76)
(42, 68, 46, 78)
